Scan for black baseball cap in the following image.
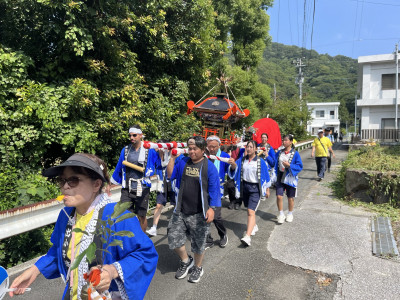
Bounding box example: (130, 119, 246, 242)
(42, 153, 106, 182)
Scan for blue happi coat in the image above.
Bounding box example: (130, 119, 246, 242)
(228, 155, 271, 199)
(210, 150, 230, 197)
(258, 143, 277, 183)
(111, 144, 158, 188)
(170, 156, 221, 218)
(257, 143, 276, 169)
(274, 149, 303, 188)
(35, 195, 158, 300)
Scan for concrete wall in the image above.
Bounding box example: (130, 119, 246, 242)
(360, 106, 398, 129)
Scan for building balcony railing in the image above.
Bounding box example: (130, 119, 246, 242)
(361, 129, 400, 141)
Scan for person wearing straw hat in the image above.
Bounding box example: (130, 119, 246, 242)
(9, 153, 158, 300)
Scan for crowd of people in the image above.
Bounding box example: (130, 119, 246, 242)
(9, 124, 311, 299)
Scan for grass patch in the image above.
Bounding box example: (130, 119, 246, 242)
(330, 145, 400, 221)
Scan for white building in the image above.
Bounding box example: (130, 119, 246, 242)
(357, 53, 400, 132)
(307, 102, 340, 135)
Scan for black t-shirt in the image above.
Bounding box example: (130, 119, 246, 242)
(181, 160, 203, 215)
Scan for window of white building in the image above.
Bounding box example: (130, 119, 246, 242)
(315, 110, 325, 118)
(381, 74, 400, 90)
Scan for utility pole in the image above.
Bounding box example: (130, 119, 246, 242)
(294, 58, 306, 126)
(355, 94, 357, 135)
(294, 58, 306, 100)
(395, 43, 398, 138)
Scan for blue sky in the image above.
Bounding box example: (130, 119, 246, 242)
(267, 0, 400, 59)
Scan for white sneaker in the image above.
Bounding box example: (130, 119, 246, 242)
(251, 224, 259, 236)
(146, 227, 157, 236)
(286, 214, 294, 223)
(277, 214, 286, 224)
(260, 196, 266, 201)
(241, 234, 251, 246)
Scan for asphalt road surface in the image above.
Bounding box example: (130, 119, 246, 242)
(6, 145, 346, 300)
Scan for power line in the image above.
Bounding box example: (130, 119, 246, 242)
(302, 0, 307, 57)
(296, 0, 300, 47)
(276, 0, 281, 44)
(310, 0, 316, 54)
(349, 0, 400, 6)
(357, 0, 365, 41)
(351, 0, 359, 57)
(287, 0, 293, 44)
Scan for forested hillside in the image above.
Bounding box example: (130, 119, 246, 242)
(258, 42, 358, 126)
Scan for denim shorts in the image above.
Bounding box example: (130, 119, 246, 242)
(167, 212, 210, 254)
(243, 181, 261, 211)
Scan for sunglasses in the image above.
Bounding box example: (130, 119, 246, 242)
(55, 176, 82, 188)
(129, 134, 138, 137)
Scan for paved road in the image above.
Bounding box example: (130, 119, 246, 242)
(6, 145, 346, 300)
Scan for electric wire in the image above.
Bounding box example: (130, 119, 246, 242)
(276, 0, 281, 44)
(296, 0, 300, 47)
(287, 0, 293, 44)
(310, 0, 316, 57)
(351, 0, 359, 58)
(357, 0, 365, 41)
(349, 0, 400, 6)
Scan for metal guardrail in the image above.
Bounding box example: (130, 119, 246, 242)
(294, 140, 313, 151)
(0, 142, 315, 240)
(0, 188, 122, 240)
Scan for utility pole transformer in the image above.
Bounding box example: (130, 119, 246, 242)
(294, 58, 306, 100)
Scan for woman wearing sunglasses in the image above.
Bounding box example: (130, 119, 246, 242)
(9, 153, 158, 300)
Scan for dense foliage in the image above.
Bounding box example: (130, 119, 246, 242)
(0, 0, 274, 266)
(0, 0, 273, 207)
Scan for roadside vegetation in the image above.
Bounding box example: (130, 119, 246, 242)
(331, 145, 400, 249)
(331, 145, 400, 219)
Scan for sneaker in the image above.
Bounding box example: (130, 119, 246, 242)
(260, 196, 266, 201)
(228, 202, 234, 210)
(188, 266, 204, 283)
(277, 214, 285, 224)
(146, 227, 157, 237)
(204, 241, 214, 250)
(234, 204, 241, 210)
(286, 214, 294, 222)
(175, 256, 194, 279)
(241, 234, 251, 246)
(219, 235, 228, 248)
(251, 224, 259, 236)
(317, 177, 322, 181)
(328, 168, 331, 173)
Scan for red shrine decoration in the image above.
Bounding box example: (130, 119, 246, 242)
(186, 77, 250, 145)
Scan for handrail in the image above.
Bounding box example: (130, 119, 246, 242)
(0, 188, 121, 240)
(0, 143, 314, 240)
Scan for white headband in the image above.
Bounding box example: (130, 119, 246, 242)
(129, 128, 142, 134)
(206, 136, 221, 144)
